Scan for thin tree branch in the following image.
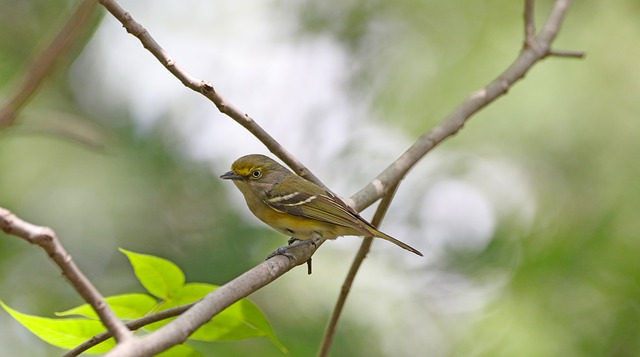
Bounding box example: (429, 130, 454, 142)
(96, 0, 324, 187)
(63, 303, 194, 357)
(547, 48, 585, 58)
(349, 0, 583, 212)
(0, 207, 132, 343)
(0, 0, 98, 130)
(524, 0, 538, 51)
(319, 182, 400, 357)
(538, 0, 572, 46)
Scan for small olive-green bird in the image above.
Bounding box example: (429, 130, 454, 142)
(220, 154, 423, 257)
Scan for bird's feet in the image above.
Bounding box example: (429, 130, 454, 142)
(266, 245, 296, 261)
(266, 237, 319, 275)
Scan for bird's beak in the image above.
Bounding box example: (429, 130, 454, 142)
(220, 171, 243, 180)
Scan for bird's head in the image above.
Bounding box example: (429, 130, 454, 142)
(220, 154, 289, 187)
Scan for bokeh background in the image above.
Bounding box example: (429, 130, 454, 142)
(1, 0, 639, 356)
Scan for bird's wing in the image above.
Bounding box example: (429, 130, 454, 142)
(264, 190, 370, 234)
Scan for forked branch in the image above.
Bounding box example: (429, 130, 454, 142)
(321, 0, 584, 355)
(349, 0, 584, 211)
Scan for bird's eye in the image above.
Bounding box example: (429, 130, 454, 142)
(251, 169, 262, 179)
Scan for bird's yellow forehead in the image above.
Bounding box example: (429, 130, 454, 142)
(231, 158, 263, 176)
(232, 165, 260, 176)
(230, 154, 275, 176)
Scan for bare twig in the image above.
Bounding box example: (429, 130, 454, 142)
(319, 183, 400, 357)
(524, 0, 538, 51)
(547, 48, 585, 58)
(63, 303, 194, 357)
(0, 0, 98, 130)
(349, 0, 583, 212)
(0, 207, 132, 343)
(96, 0, 323, 187)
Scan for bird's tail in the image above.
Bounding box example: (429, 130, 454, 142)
(374, 229, 423, 257)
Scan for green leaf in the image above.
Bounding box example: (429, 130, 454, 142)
(1, 301, 115, 353)
(56, 293, 157, 320)
(145, 282, 217, 331)
(157, 282, 217, 308)
(189, 298, 287, 352)
(120, 248, 185, 299)
(145, 283, 287, 352)
(157, 344, 205, 357)
(238, 298, 288, 353)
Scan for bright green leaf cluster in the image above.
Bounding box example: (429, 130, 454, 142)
(1, 248, 286, 354)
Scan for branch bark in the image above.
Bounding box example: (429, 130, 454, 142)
(324, 2, 584, 354)
(0, 207, 132, 343)
(105, 242, 322, 357)
(96, 0, 324, 187)
(319, 182, 400, 357)
(63, 304, 194, 357)
(349, 0, 583, 212)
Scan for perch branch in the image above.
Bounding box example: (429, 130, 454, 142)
(104, 241, 322, 357)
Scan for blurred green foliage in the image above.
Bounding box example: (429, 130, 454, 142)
(2, 0, 640, 356)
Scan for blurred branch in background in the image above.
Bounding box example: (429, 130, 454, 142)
(0, 0, 98, 130)
(9, 110, 108, 151)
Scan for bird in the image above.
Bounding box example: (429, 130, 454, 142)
(220, 154, 423, 258)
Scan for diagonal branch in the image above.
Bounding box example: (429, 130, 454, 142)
(319, 182, 400, 357)
(349, 0, 584, 212)
(0, 0, 99, 130)
(96, 0, 324, 187)
(63, 303, 194, 357)
(0, 207, 132, 343)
